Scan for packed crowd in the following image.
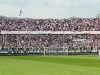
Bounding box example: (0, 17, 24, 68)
(0, 34, 100, 53)
(0, 18, 100, 53)
(0, 18, 100, 31)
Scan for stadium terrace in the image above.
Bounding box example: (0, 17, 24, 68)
(0, 18, 100, 55)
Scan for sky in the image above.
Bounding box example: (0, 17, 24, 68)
(0, 0, 100, 19)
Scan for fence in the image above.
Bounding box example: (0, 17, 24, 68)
(0, 31, 100, 55)
(0, 47, 98, 56)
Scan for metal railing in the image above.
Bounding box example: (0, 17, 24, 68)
(0, 47, 98, 56)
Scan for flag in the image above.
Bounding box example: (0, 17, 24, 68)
(19, 9, 23, 16)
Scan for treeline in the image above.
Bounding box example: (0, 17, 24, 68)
(0, 15, 17, 19)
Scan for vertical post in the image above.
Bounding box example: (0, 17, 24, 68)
(96, 34, 98, 53)
(63, 34, 64, 54)
(29, 34, 30, 53)
(3, 34, 4, 43)
(63, 34, 64, 45)
(96, 34, 100, 55)
(17, 34, 18, 52)
(3, 34, 4, 51)
(52, 34, 54, 53)
(44, 47, 45, 56)
(98, 35, 100, 56)
(23, 35, 25, 53)
(84, 34, 86, 52)
(63, 46, 65, 55)
(40, 34, 42, 54)
(99, 49, 100, 57)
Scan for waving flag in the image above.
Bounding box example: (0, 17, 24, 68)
(19, 9, 23, 16)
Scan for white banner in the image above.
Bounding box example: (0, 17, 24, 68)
(1, 31, 100, 34)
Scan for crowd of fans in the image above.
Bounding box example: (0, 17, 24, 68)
(0, 18, 100, 53)
(0, 34, 100, 53)
(0, 18, 100, 31)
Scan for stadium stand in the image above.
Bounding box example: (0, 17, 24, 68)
(0, 18, 100, 31)
(0, 18, 100, 55)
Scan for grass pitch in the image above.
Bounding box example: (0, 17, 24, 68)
(0, 55, 100, 75)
